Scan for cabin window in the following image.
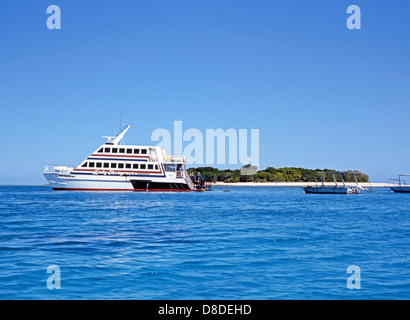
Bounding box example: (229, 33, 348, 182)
(148, 164, 153, 170)
(127, 148, 132, 154)
(97, 148, 103, 153)
(134, 149, 140, 154)
(96, 163, 102, 168)
(140, 164, 146, 170)
(112, 148, 118, 153)
(118, 163, 124, 169)
(81, 162, 87, 168)
(104, 148, 110, 153)
(163, 164, 176, 172)
(141, 149, 147, 154)
(126, 164, 131, 169)
(133, 164, 139, 169)
(111, 163, 117, 168)
(103, 163, 109, 168)
(119, 148, 125, 153)
(89, 162, 95, 168)
(155, 165, 158, 170)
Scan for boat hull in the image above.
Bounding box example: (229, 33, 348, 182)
(390, 187, 410, 193)
(302, 186, 360, 194)
(44, 173, 196, 192)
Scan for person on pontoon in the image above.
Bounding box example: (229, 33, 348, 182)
(195, 172, 205, 188)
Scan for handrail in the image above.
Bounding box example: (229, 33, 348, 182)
(44, 164, 73, 174)
(317, 171, 360, 187)
(388, 175, 410, 187)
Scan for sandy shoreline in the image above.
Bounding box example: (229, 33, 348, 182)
(211, 182, 390, 188)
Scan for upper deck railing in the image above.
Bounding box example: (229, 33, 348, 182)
(163, 156, 185, 163)
(44, 164, 74, 174)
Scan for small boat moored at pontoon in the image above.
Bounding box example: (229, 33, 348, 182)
(302, 172, 366, 194)
(389, 175, 410, 193)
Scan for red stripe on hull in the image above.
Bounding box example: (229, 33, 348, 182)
(90, 154, 150, 159)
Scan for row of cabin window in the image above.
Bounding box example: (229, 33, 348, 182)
(81, 162, 158, 170)
(97, 147, 147, 155)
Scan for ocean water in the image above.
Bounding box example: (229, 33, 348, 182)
(0, 186, 409, 300)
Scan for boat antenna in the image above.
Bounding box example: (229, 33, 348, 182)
(119, 108, 122, 133)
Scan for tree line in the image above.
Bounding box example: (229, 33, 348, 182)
(187, 166, 369, 183)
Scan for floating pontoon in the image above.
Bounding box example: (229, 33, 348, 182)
(302, 172, 365, 194)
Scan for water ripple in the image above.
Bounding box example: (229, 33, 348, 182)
(0, 186, 409, 299)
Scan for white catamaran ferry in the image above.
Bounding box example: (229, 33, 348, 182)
(44, 125, 199, 191)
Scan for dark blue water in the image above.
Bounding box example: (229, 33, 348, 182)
(0, 186, 409, 299)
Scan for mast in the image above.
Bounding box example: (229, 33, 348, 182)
(103, 125, 131, 145)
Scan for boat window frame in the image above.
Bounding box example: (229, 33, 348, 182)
(163, 164, 176, 172)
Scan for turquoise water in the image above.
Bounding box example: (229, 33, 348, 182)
(0, 186, 409, 299)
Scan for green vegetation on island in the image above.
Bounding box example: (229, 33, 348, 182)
(187, 166, 369, 183)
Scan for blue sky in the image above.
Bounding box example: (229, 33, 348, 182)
(1, 0, 409, 184)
